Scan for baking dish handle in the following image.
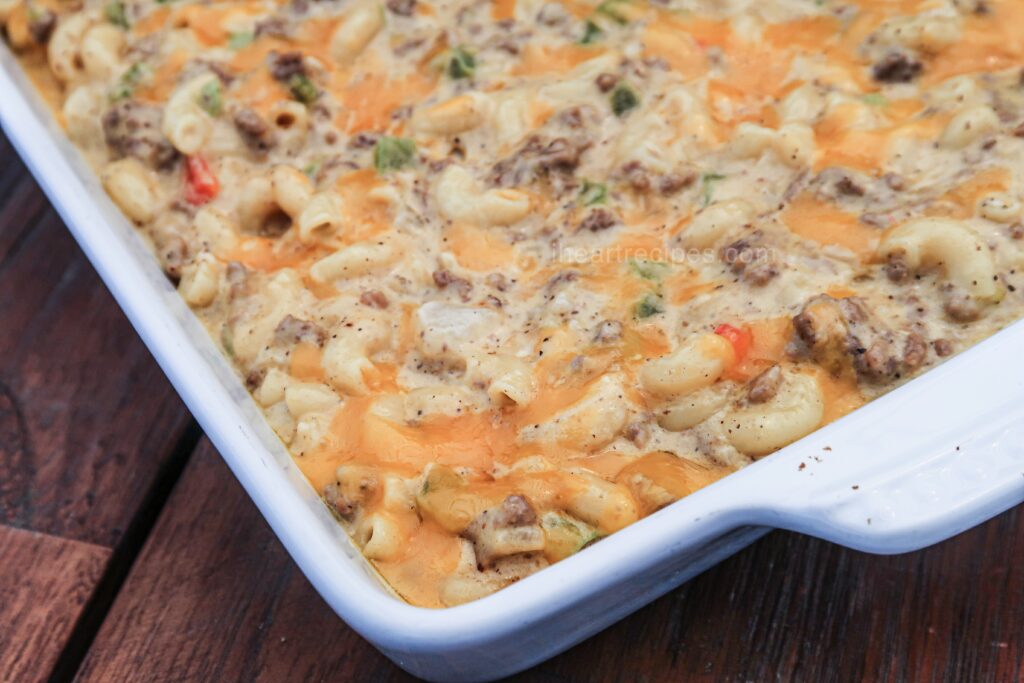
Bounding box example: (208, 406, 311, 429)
(725, 322, 1024, 554)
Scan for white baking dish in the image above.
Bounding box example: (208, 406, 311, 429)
(3, 46, 1023, 682)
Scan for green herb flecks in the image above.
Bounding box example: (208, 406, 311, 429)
(629, 259, 669, 281)
(700, 172, 726, 207)
(303, 159, 322, 180)
(448, 46, 476, 80)
(862, 92, 888, 107)
(197, 80, 223, 117)
(595, 0, 629, 24)
(288, 73, 319, 105)
(580, 19, 603, 45)
(220, 325, 235, 359)
(610, 83, 639, 117)
(104, 0, 129, 29)
(26, 3, 45, 22)
(540, 511, 600, 560)
(228, 31, 254, 50)
(110, 62, 147, 101)
(579, 180, 607, 206)
(373, 136, 417, 173)
(635, 293, 664, 319)
(580, 0, 633, 44)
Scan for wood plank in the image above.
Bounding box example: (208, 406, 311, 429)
(516, 505, 1024, 682)
(0, 133, 30, 202)
(0, 137, 197, 680)
(77, 438, 1023, 682)
(0, 526, 109, 683)
(75, 441, 414, 683)
(0, 169, 47, 264)
(8, 109, 1012, 677)
(0, 143, 193, 548)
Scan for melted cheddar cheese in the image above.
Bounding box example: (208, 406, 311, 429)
(7, 0, 1024, 607)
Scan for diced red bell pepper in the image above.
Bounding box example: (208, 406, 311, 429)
(184, 156, 219, 205)
(714, 323, 753, 364)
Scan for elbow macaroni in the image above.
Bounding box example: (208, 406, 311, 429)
(534, 374, 631, 451)
(724, 372, 825, 457)
(101, 158, 161, 223)
(682, 199, 755, 249)
(178, 252, 222, 306)
(298, 191, 344, 244)
(80, 24, 124, 80)
(163, 75, 218, 156)
(880, 218, 999, 300)
(310, 237, 402, 283)
(414, 93, 492, 136)
(330, 3, 383, 64)
(12, 0, 1024, 608)
(435, 165, 531, 227)
(47, 13, 90, 83)
(468, 354, 537, 407)
(271, 165, 314, 219)
(732, 122, 816, 168)
(939, 105, 1000, 149)
(639, 334, 735, 399)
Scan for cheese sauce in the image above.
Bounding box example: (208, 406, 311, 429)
(7, 0, 1024, 606)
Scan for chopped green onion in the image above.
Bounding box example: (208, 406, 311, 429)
(104, 0, 129, 28)
(302, 160, 322, 180)
(635, 294, 664, 319)
(110, 62, 146, 101)
(700, 172, 726, 207)
(596, 0, 629, 24)
(197, 80, 222, 117)
(629, 259, 669, 281)
(288, 73, 319, 105)
(373, 136, 416, 172)
(610, 83, 639, 117)
(862, 92, 888, 107)
(579, 180, 607, 206)
(581, 0, 630, 44)
(220, 325, 235, 359)
(540, 512, 599, 560)
(448, 46, 476, 80)
(228, 31, 254, 50)
(26, 3, 45, 22)
(580, 19, 603, 45)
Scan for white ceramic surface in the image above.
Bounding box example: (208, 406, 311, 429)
(2, 47, 1022, 682)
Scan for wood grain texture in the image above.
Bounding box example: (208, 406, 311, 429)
(521, 504, 1024, 683)
(0, 526, 109, 683)
(75, 441, 410, 683)
(1, 129, 1021, 682)
(0, 141, 193, 547)
(0, 135, 196, 682)
(76, 440, 1023, 683)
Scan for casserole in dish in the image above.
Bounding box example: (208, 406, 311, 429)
(3, 0, 1024, 678)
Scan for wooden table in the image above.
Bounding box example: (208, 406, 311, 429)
(0, 134, 1021, 683)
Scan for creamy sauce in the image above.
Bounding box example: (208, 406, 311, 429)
(9, 0, 1024, 607)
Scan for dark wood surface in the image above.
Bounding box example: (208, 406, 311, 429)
(0, 526, 107, 683)
(0, 133, 1021, 683)
(0, 134, 196, 683)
